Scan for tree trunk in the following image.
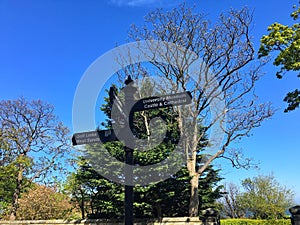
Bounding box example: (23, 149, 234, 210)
(79, 189, 85, 219)
(189, 173, 200, 217)
(10, 164, 24, 221)
(154, 203, 162, 218)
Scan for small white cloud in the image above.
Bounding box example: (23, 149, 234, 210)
(109, 0, 124, 6)
(109, 0, 176, 7)
(127, 0, 157, 7)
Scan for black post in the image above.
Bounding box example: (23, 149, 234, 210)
(123, 76, 136, 225)
(125, 148, 134, 225)
(290, 205, 300, 225)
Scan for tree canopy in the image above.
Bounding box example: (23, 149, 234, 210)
(219, 175, 295, 219)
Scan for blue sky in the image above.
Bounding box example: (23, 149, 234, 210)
(1, 0, 299, 202)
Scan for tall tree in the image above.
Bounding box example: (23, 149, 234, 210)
(0, 97, 71, 220)
(259, 2, 300, 112)
(125, 4, 273, 216)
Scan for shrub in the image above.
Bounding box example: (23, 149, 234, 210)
(17, 184, 79, 220)
(221, 218, 291, 225)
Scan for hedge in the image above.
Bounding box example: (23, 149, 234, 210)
(221, 219, 291, 225)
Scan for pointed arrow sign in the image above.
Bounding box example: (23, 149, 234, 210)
(72, 129, 117, 146)
(131, 91, 192, 112)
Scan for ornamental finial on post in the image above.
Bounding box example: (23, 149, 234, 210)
(124, 75, 134, 85)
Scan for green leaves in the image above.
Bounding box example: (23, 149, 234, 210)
(283, 89, 300, 112)
(259, 2, 300, 112)
(259, 22, 300, 77)
(221, 218, 291, 225)
(66, 158, 124, 219)
(239, 175, 295, 220)
(220, 175, 294, 220)
(0, 162, 17, 217)
(291, 4, 300, 20)
(68, 158, 223, 218)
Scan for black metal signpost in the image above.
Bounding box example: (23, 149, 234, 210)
(72, 76, 192, 225)
(123, 76, 136, 225)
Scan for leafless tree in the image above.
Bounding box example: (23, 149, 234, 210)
(116, 4, 274, 216)
(219, 183, 245, 218)
(0, 97, 71, 220)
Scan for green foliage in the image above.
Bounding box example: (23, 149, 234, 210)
(133, 168, 190, 218)
(219, 175, 294, 220)
(283, 89, 300, 112)
(133, 165, 222, 218)
(0, 133, 16, 214)
(199, 166, 224, 210)
(64, 158, 124, 219)
(0, 158, 32, 218)
(0, 163, 17, 217)
(67, 158, 223, 219)
(259, 2, 300, 112)
(239, 175, 294, 220)
(221, 218, 290, 225)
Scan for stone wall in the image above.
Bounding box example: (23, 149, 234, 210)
(0, 217, 216, 225)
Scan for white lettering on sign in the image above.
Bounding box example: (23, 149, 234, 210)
(72, 129, 118, 146)
(130, 91, 192, 113)
(76, 133, 86, 139)
(87, 137, 101, 143)
(142, 94, 188, 109)
(105, 130, 111, 137)
(144, 103, 159, 109)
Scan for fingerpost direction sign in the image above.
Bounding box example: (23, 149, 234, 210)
(132, 91, 192, 112)
(72, 129, 117, 146)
